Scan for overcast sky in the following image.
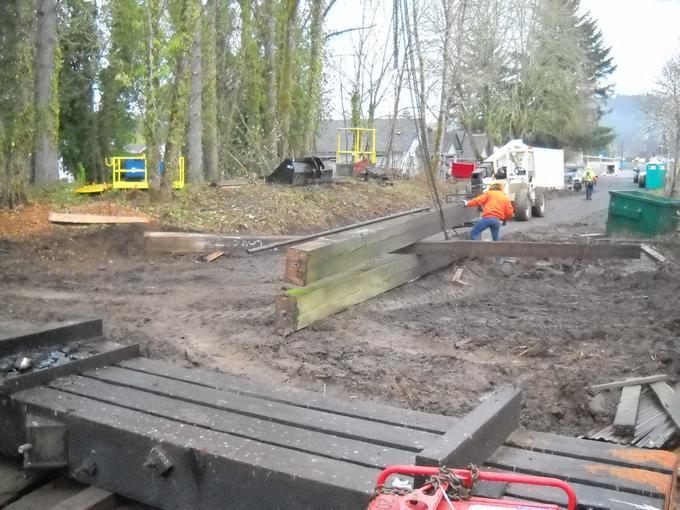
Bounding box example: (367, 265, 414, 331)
(581, 0, 680, 95)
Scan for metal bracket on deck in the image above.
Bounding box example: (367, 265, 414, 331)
(22, 413, 67, 470)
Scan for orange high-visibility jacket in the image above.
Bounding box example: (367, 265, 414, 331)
(466, 189, 514, 221)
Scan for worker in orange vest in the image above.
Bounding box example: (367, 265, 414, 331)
(463, 183, 514, 241)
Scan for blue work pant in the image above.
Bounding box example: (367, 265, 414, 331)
(471, 217, 502, 241)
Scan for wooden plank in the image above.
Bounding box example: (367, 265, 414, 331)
(201, 251, 224, 262)
(503, 480, 665, 510)
(0, 457, 50, 507)
(5, 478, 87, 510)
(48, 487, 117, 510)
(0, 319, 103, 355)
(613, 385, 642, 435)
(590, 374, 670, 392)
(488, 445, 673, 498)
(143, 231, 294, 253)
(0, 342, 140, 395)
(284, 203, 476, 286)
(13, 387, 379, 510)
(49, 375, 415, 468)
(408, 240, 642, 259)
(649, 382, 680, 431)
(81, 366, 438, 451)
(506, 429, 678, 474)
(641, 244, 667, 263)
(277, 252, 457, 334)
(48, 212, 151, 224)
(117, 357, 455, 433)
(416, 386, 521, 467)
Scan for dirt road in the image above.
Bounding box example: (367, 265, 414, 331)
(1, 173, 678, 436)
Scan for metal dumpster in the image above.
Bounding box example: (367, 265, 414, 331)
(607, 190, 680, 237)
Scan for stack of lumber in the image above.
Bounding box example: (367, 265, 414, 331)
(586, 374, 680, 448)
(276, 204, 478, 334)
(275, 203, 642, 335)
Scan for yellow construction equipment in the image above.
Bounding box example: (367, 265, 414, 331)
(336, 127, 377, 165)
(75, 155, 185, 194)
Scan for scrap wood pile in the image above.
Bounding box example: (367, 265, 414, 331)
(275, 204, 478, 334)
(586, 375, 680, 449)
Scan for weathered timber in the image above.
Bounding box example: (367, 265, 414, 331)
(590, 374, 670, 392)
(0, 319, 103, 355)
(408, 240, 642, 259)
(13, 387, 379, 510)
(487, 445, 672, 498)
(416, 386, 522, 467)
(284, 203, 477, 286)
(249, 207, 432, 254)
(650, 382, 680, 431)
(143, 231, 295, 253)
(641, 244, 667, 263)
(117, 357, 454, 433)
(277, 252, 457, 334)
(48, 213, 151, 224)
(506, 429, 677, 473)
(5, 479, 88, 510)
(47, 487, 117, 510)
(0, 342, 140, 395)
(0, 457, 50, 506)
(503, 480, 664, 510)
(54, 371, 428, 460)
(613, 385, 642, 436)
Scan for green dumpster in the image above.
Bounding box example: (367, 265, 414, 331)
(645, 163, 667, 190)
(607, 190, 680, 237)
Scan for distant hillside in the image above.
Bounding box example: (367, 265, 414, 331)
(602, 95, 660, 158)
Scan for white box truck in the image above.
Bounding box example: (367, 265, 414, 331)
(472, 140, 565, 221)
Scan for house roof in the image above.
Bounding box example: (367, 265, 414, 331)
(315, 118, 422, 156)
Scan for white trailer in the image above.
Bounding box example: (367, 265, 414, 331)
(532, 147, 565, 190)
(476, 140, 565, 221)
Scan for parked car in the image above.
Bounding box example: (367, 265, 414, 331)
(565, 165, 583, 191)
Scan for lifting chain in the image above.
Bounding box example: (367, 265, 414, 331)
(370, 464, 480, 502)
(427, 464, 479, 502)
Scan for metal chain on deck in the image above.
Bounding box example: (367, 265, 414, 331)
(370, 464, 480, 503)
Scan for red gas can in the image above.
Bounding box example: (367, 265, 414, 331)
(367, 466, 576, 510)
(451, 162, 476, 179)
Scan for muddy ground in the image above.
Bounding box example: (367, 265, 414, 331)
(1, 172, 679, 437)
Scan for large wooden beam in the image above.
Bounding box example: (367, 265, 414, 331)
(408, 240, 642, 259)
(143, 231, 295, 253)
(416, 386, 522, 467)
(285, 204, 477, 286)
(277, 252, 456, 334)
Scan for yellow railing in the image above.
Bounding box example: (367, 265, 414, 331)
(336, 127, 377, 164)
(104, 155, 185, 190)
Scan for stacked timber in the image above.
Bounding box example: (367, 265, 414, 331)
(276, 204, 478, 334)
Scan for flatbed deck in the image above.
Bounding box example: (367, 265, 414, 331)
(0, 320, 676, 510)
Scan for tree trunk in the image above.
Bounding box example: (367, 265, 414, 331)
(143, 0, 164, 202)
(202, 0, 219, 181)
(262, 0, 278, 158)
(302, 0, 324, 153)
(33, 0, 59, 184)
(187, 18, 203, 183)
(431, 0, 456, 176)
(277, 0, 299, 157)
(163, 0, 200, 197)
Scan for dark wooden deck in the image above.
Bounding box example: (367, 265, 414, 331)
(0, 320, 676, 510)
